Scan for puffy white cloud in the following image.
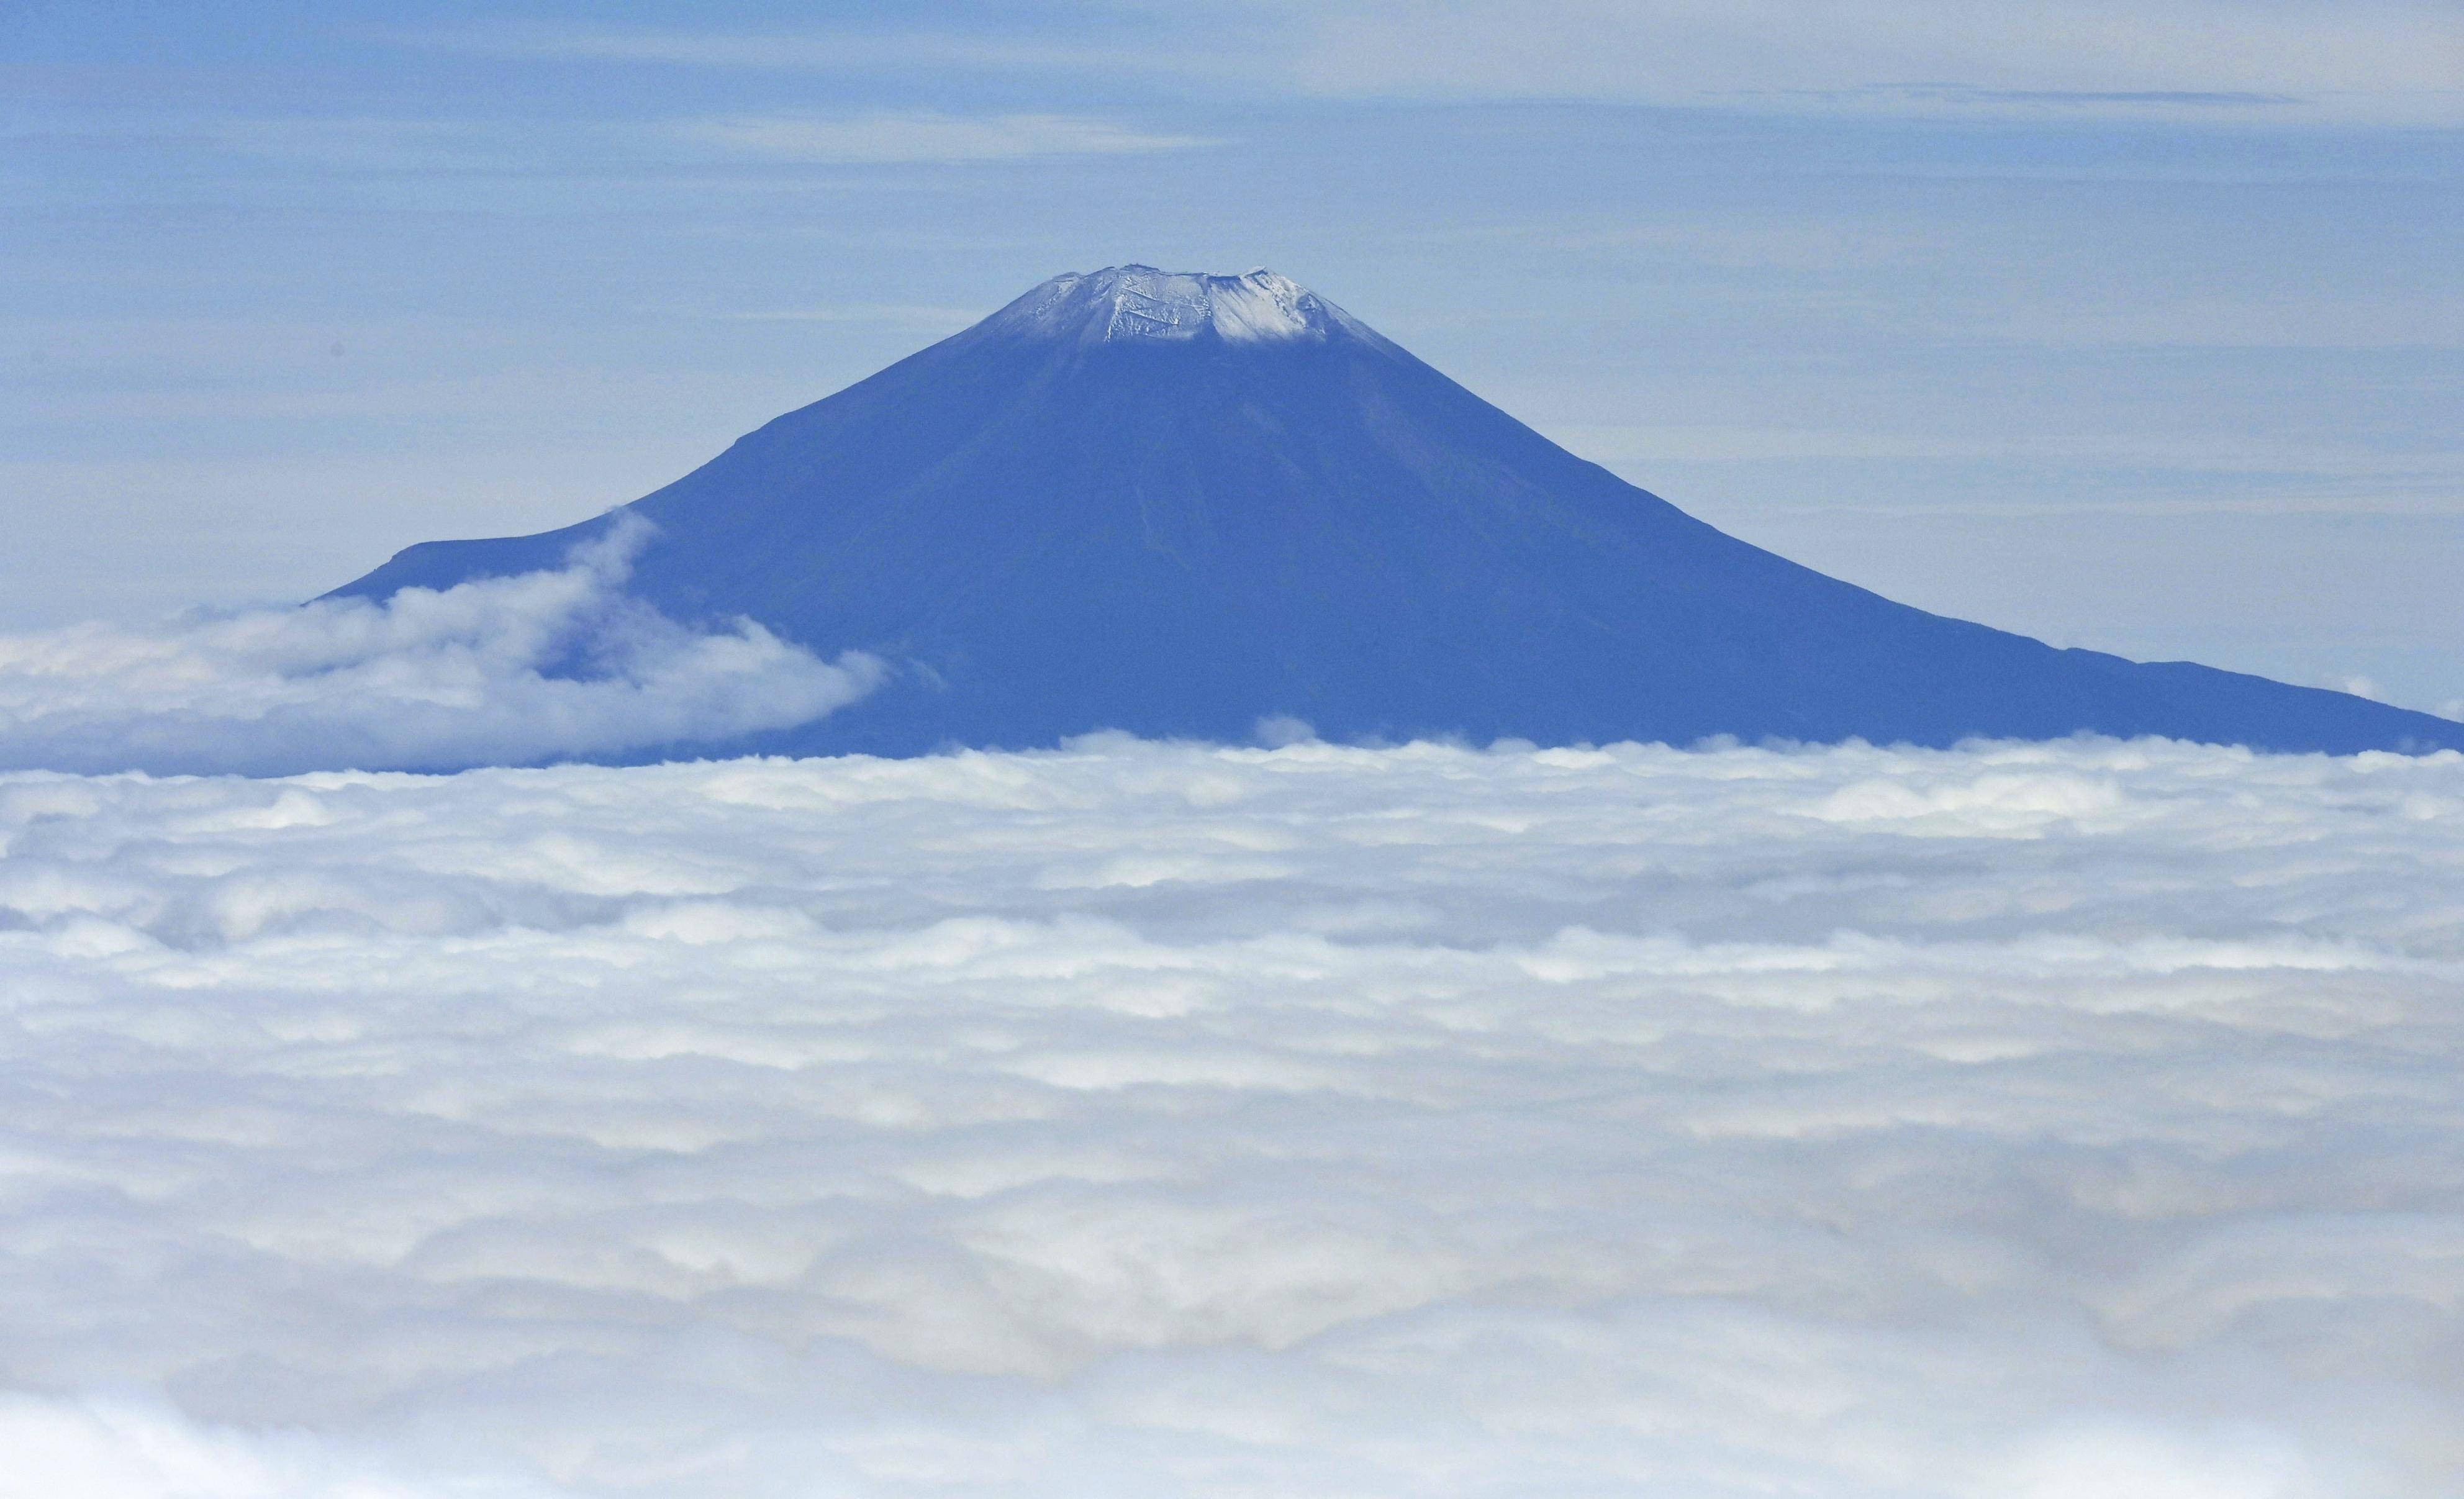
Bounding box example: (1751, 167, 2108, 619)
(0, 522, 880, 777)
(0, 1394, 559, 1499)
(2, 736, 2462, 1495)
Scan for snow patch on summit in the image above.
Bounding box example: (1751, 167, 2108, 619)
(989, 265, 1343, 345)
(1198, 269, 1320, 342)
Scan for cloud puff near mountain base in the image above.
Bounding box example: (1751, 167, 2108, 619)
(2, 736, 2460, 1496)
(0, 522, 880, 776)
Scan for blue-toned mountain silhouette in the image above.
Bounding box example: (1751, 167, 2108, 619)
(334, 266, 2464, 756)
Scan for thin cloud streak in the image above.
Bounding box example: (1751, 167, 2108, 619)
(1285, 0, 2464, 123)
(390, 4, 2464, 125)
(387, 22, 1199, 79)
(659, 111, 1214, 165)
(712, 304, 982, 327)
(660, 111, 1217, 166)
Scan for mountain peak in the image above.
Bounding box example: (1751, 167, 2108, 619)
(332, 268, 2464, 759)
(985, 265, 1349, 346)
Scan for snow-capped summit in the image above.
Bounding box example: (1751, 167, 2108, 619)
(331, 266, 2464, 759)
(985, 265, 1354, 345)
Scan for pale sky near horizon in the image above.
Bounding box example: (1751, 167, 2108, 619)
(7, 1, 2462, 715)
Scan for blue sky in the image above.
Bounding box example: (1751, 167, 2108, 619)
(7, 0, 2461, 713)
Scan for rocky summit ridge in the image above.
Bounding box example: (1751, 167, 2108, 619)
(984, 265, 1357, 345)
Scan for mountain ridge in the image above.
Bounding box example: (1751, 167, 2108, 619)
(333, 265, 2464, 758)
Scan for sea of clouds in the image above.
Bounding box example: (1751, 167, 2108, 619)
(3, 731, 2461, 1497)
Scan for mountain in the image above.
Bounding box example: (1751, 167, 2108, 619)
(332, 265, 2464, 757)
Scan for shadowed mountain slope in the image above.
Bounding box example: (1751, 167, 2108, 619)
(334, 266, 2464, 756)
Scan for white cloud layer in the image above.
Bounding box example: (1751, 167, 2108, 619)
(2, 736, 2462, 1495)
(0, 524, 880, 777)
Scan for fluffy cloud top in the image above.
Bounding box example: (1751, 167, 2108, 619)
(1, 736, 2461, 1495)
(0, 523, 880, 777)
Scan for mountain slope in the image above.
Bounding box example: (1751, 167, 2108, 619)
(335, 266, 2464, 756)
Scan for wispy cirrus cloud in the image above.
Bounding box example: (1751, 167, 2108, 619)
(712, 304, 982, 329)
(73, 107, 1208, 179)
(386, 2, 2464, 125)
(397, 22, 1187, 79)
(658, 110, 1213, 165)
(1282, 0, 2464, 123)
